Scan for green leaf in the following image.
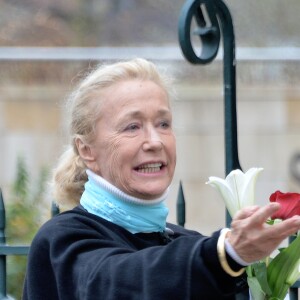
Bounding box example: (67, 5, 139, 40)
(252, 262, 272, 295)
(267, 235, 300, 299)
(247, 276, 266, 300)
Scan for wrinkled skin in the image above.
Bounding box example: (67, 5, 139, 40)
(228, 203, 300, 263)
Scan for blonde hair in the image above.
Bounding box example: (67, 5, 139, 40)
(53, 58, 173, 208)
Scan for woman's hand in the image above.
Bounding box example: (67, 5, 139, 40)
(227, 203, 300, 263)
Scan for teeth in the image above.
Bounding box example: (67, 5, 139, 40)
(137, 163, 162, 173)
(143, 163, 162, 168)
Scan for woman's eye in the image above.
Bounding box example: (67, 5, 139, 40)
(160, 121, 171, 129)
(125, 124, 140, 131)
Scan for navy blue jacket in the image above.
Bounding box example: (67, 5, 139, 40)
(23, 206, 248, 300)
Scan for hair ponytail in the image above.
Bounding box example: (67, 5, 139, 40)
(52, 147, 87, 208)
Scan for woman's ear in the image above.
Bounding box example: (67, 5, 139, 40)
(75, 138, 97, 170)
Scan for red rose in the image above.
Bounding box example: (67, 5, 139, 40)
(269, 190, 300, 220)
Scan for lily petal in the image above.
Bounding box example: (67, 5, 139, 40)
(206, 176, 236, 217)
(240, 168, 264, 208)
(206, 168, 264, 217)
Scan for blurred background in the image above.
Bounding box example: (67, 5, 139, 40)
(0, 0, 300, 297)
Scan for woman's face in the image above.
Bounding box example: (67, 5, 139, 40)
(87, 79, 176, 200)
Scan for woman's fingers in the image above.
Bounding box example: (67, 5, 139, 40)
(268, 215, 300, 239)
(229, 203, 300, 263)
(233, 205, 260, 220)
(248, 203, 281, 225)
(233, 203, 280, 222)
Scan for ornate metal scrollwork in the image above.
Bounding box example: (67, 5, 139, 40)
(178, 0, 241, 175)
(178, 0, 221, 64)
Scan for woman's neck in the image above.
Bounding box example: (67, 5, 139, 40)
(86, 169, 169, 206)
(80, 169, 170, 233)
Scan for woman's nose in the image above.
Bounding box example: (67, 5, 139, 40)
(142, 128, 163, 151)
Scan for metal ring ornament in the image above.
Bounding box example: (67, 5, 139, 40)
(178, 0, 221, 64)
(290, 152, 300, 182)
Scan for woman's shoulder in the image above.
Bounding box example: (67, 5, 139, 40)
(32, 206, 118, 244)
(39, 206, 94, 229)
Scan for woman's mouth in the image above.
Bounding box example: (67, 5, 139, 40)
(135, 163, 163, 173)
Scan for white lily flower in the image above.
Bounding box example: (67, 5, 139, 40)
(206, 168, 264, 217)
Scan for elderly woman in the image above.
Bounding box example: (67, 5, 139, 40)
(23, 58, 300, 300)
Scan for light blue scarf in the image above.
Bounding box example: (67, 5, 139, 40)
(80, 170, 169, 234)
